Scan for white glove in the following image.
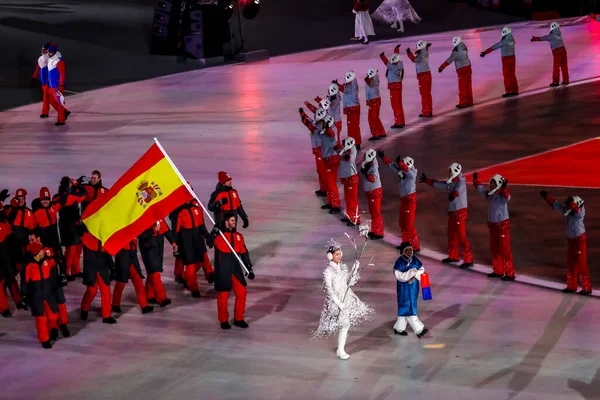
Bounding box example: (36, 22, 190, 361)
(352, 9, 357, 14)
(415, 267, 425, 281)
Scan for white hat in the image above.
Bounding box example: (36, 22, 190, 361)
(319, 97, 331, 110)
(571, 195, 584, 207)
(488, 174, 505, 195)
(345, 71, 356, 83)
(401, 156, 414, 170)
(416, 40, 427, 51)
(550, 21, 560, 31)
(452, 36, 462, 47)
(339, 137, 356, 155)
(323, 115, 335, 127)
(367, 68, 377, 79)
(501, 26, 512, 37)
(328, 83, 339, 96)
(447, 162, 462, 184)
(390, 53, 401, 64)
(315, 108, 327, 121)
(364, 149, 376, 163)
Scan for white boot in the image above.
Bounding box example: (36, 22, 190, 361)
(397, 20, 404, 33)
(336, 327, 350, 360)
(391, 21, 398, 29)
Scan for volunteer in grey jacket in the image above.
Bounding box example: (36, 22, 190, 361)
(531, 21, 569, 86)
(364, 68, 387, 141)
(299, 107, 328, 197)
(360, 149, 384, 239)
(338, 138, 360, 226)
(336, 71, 363, 149)
(481, 26, 519, 97)
(380, 44, 405, 128)
(378, 150, 421, 251)
(406, 40, 433, 117)
(328, 84, 343, 145)
(540, 191, 592, 295)
(473, 173, 515, 280)
(439, 36, 474, 108)
(420, 163, 474, 268)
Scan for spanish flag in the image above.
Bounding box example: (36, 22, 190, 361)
(82, 140, 193, 255)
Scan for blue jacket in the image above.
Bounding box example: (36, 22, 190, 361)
(394, 255, 423, 316)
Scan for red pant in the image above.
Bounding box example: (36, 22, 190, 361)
(447, 209, 473, 262)
(313, 148, 328, 193)
(48, 303, 69, 330)
(417, 71, 433, 116)
(146, 272, 168, 303)
(488, 220, 514, 277)
(400, 194, 420, 250)
(47, 87, 69, 123)
(3, 278, 22, 305)
(366, 188, 384, 236)
(65, 244, 82, 276)
(0, 279, 8, 311)
(324, 155, 341, 208)
(334, 121, 343, 146)
(567, 234, 592, 292)
(112, 265, 149, 308)
(217, 275, 247, 323)
(552, 47, 569, 84)
(81, 273, 112, 319)
(35, 301, 58, 343)
(194, 253, 215, 279)
(501, 55, 519, 94)
(457, 65, 474, 107)
(389, 83, 405, 125)
(344, 105, 362, 145)
(41, 84, 50, 115)
(341, 175, 360, 224)
(367, 98, 386, 138)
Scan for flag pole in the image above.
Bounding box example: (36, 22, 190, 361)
(153, 138, 250, 275)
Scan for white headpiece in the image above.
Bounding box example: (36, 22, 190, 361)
(488, 174, 505, 195)
(452, 36, 462, 47)
(319, 97, 331, 110)
(571, 196, 584, 207)
(390, 53, 401, 64)
(367, 68, 377, 79)
(550, 21, 560, 31)
(416, 40, 427, 51)
(401, 156, 414, 170)
(326, 238, 343, 261)
(339, 137, 356, 155)
(502, 26, 512, 37)
(315, 108, 327, 121)
(447, 162, 462, 184)
(323, 115, 334, 127)
(329, 83, 339, 96)
(345, 71, 356, 83)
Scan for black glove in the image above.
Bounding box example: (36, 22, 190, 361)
(77, 175, 88, 184)
(211, 226, 221, 236)
(530, 36, 535, 42)
(219, 198, 229, 206)
(406, 48, 410, 54)
(332, 79, 338, 84)
(379, 52, 384, 57)
(247, 269, 255, 280)
(566, 196, 574, 206)
(540, 190, 548, 198)
(360, 165, 369, 175)
(0, 189, 10, 202)
(438, 67, 443, 73)
(59, 274, 68, 287)
(376, 150, 385, 159)
(242, 218, 249, 229)
(448, 193, 455, 202)
(173, 248, 180, 257)
(501, 178, 508, 188)
(473, 172, 478, 181)
(30, 78, 38, 88)
(480, 51, 486, 58)
(419, 173, 428, 183)
(22, 295, 29, 306)
(298, 107, 303, 114)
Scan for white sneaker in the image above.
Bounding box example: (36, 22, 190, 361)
(397, 28, 404, 33)
(337, 350, 350, 360)
(391, 21, 398, 29)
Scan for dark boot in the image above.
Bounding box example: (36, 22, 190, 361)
(321, 204, 333, 210)
(55, 122, 65, 126)
(417, 328, 429, 338)
(40, 114, 49, 118)
(391, 124, 404, 129)
(394, 329, 408, 336)
(59, 324, 71, 338)
(80, 310, 88, 320)
(160, 298, 172, 308)
(487, 272, 503, 278)
(175, 276, 186, 285)
(191, 290, 201, 298)
(562, 287, 576, 293)
(328, 207, 341, 214)
(441, 258, 459, 264)
(49, 328, 59, 341)
(221, 322, 231, 329)
(64, 110, 71, 120)
(141, 306, 154, 314)
(111, 305, 122, 313)
(459, 262, 474, 269)
(233, 320, 249, 328)
(102, 317, 118, 324)
(41, 341, 53, 349)
(1, 309, 11, 318)
(315, 190, 327, 197)
(16, 301, 27, 310)
(148, 298, 159, 304)
(207, 272, 215, 284)
(341, 218, 350, 223)
(578, 290, 592, 296)
(549, 83, 559, 87)
(501, 276, 515, 282)
(66, 275, 76, 282)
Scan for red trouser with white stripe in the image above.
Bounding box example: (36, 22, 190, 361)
(389, 82, 405, 126)
(417, 71, 433, 116)
(217, 275, 246, 323)
(344, 105, 362, 145)
(488, 220, 514, 277)
(457, 65, 474, 107)
(313, 147, 328, 193)
(35, 301, 58, 342)
(447, 208, 473, 262)
(64, 244, 82, 276)
(501, 55, 519, 94)
(41, 84, 50, 115)
(552, 46, 569, 85)
(400, 193, 420, 250)
(112, 265, 149, 308)
(324, 155, 341, 208)
(341, 174, 360, 224)
(146, 272, 168, 303)
(367, 97, 386, 138)
(567, 233, 592, 292)
(366, 187, 384, 236)
(81, 273, 112, 319)
(47, 87, 69, 123)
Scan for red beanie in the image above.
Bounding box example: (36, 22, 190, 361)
(26, 242, 44, 256)
(39, 187, 51, 200)
(15, 188, 27, 198)
(218, 171, 232, 184)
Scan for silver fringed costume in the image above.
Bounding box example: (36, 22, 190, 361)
(312, 259, 373, 338)
(371, 0, 421, 25)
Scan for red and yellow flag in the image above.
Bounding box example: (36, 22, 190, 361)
(82, 142, 193, 255)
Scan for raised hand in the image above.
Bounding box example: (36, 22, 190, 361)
(419, 173, 428, 183)
(540, 190, 548, 198)
(473, 172, 478, 181)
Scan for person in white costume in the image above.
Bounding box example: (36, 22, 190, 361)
(353, 0, 375, 45)
(371, 0, 421, 33)
(312, 240, 373, 360)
